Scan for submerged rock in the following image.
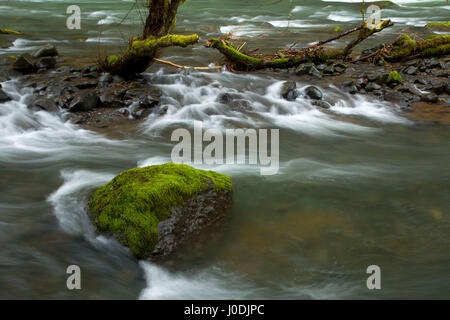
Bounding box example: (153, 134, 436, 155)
(88, 163, 233, 259)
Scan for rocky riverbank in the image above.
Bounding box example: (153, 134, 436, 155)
(0, 44, 449, 129)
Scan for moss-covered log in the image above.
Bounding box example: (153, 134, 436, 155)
(100, 34, 199, 77)
(206, 39, 344, 71)
(207, 20, 393, 71)
(386, 35, 450, 61)
(0, 28, 21, 35)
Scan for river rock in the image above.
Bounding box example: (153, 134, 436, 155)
(403, 66, 417, 76)
(35, 56, 56, 70)
(12, 54, 34, 73)
(421, 93, 438, 103)
(88, 163, 233, 259)
(69, 90, 99, 112)
(32, 45, 58, 59)
(280, 81, 298, 101)
(304, 85, 323, 100)
(99, 88, 126, 108)
(334, 63, 347, 73)
(312, 100, 331, 109)
(33, 98, 59, 112)
(295, 63, 322, 79)
(0, 88, 11, 103)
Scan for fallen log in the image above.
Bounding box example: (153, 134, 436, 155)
(99, 34, 199, 77)
(385, 35, 450, 61)
(205, 39, 344, 71)
(207, 20, 394, 71)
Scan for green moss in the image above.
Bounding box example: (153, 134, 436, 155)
(334, 26, 342, 32)
(388, 71, 402, 83)
(209, 38, 264, 69)
(388, 34, 450, 61)
(107, 55, 119, 66)
(0, 28, 21, 35)
(426, 22, 450, 31)
(89, 163, 232, 259)
(101, 34, 199, 75)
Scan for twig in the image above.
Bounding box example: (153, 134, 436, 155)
(153, 57, 223, 70)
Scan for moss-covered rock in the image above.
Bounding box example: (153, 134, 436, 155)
(387, 71, 402, 84)
(426, 22, 450, 32)
(89, 163, 233, 259)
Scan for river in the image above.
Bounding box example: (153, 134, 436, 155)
(0, 0, 449, 299)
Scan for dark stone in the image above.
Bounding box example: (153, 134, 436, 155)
(35, 56, 56, 69)
(366, 82, 381, 92)
(430, 80, 445, 95)
(312, 100, 332, 109)
(74, 80, 98, 89)
(33, 98, 59, 112)
(342, 80, 353, 88)
(280, 81, 298, 101)
(217, 93, 232, 104)
(403, 66, 417, 76)
(304, 85, 323, 100)
(429, 59, 444, 69)
(12, 54, 35, 73)
(0, 88, 11, 103)
(366, 74, 377, 82)
(421, 93, 438, 103)
(152, 179, 233, 258)
(400, 83, 423, 97)
(99, 88, 125, 108)
(32, 45, 58, 59)
(414, 78, 429, 86)
(69, 90, 99, 112)
(445, 83, 450, 95)
(295, 63, 322, 79)
(138, 94, 160, 109)
(334, 63, 347, 73)
(356, 78, 366, 89)
(323, 65, 335, 75)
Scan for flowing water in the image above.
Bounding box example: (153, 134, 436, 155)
(1, 0, 450, 299)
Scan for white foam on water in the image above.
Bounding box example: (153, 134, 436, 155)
(142, 70, 408, 140)
(47, 170, 114, 235)
(139, 262, 261, 300)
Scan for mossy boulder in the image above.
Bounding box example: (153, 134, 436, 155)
(426, 22, 450, 32)
(378, 71, 402, 87)
(88, 163, 233, 259)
